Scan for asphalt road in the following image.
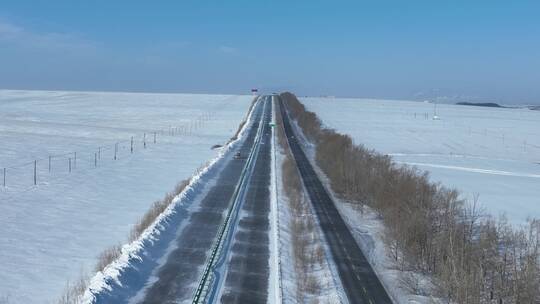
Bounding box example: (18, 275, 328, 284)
(138, 97, 269, 304)
(277, 96, 393, 304)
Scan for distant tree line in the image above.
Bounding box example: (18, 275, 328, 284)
(280, 92, 540, 304)
(455, 102, 505, 108)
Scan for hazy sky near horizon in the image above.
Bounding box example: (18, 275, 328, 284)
(1, 1, 539, 103)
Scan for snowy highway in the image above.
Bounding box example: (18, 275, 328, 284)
(136, 96, 272, 304)
(87, 95, 274, 303)
(84, 94, 392, 303)
(278, 96, 393, 304)
(213, 96, 272, 303)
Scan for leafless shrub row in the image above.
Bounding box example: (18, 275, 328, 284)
(128, 179, 190, 242)
(57, 272, 89, 304)
(94, 244, 122, 273)
(280, 92, 540, 304)
(57, 176, 191, 303)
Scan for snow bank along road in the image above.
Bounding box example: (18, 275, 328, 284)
(123, 95, 273, 304)
(278, 96, 392, 304)
(95, 95, 390, 303)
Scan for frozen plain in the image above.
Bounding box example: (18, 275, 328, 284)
(302, 97, 540, 224)
(0, 90, 252, 303)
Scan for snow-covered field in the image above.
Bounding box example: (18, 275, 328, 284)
(302, 97, 540, 224)
(0, 90, 252, 303)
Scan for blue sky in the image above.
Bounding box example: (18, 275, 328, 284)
(0, 1, 539, 103)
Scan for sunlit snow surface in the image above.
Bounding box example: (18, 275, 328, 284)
(0, 90, 252, 303)
(302, 97, 540, 224)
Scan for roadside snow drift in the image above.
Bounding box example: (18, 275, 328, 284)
(0, 90, 252, 303)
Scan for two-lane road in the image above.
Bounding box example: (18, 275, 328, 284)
(138, 96, 270, 304)
(277, 96, 392, 304)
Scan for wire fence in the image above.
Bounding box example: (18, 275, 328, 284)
(1, 101, 229, 192)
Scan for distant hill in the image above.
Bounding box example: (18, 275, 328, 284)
(456, 102, 505, 108)
(528, 105, 540, 111)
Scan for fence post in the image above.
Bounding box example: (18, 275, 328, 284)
(144, 133, 146, 149)
(131, 136, 134, 153)
(154, 132, 156, 144)
(34, 160, 37, 185)
(69, 158, 72, 173)
(3, 168, 5, 187)
(98, 147, 101, 160)
(114, 143, 118, 160)
(95, 152, 97, 167)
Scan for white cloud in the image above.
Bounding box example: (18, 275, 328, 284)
(0, 20, 96, 52)
(0, 22, 24, 37)
(218, 45, 238, 54)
